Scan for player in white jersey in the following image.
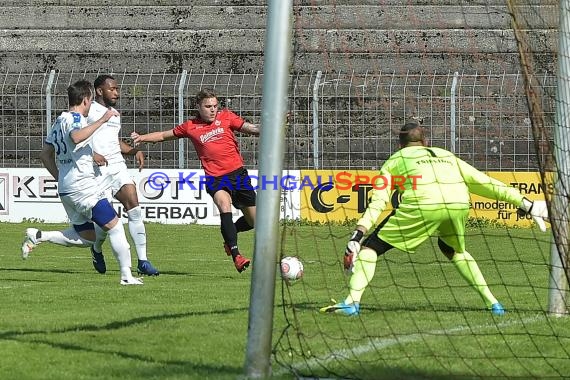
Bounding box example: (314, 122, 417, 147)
(87, 74, 159, 276)
(21, 79, 143, 286)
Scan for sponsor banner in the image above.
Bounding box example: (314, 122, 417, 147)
(299, 170, 396, 223)
(0, 168, 300, 225)
(300, 170, 552, 228)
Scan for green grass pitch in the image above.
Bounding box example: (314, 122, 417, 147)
(1, 222, 568, 379)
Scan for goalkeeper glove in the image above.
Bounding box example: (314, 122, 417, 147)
(518, 198, 549, 232)
(344, 229, 364, 273)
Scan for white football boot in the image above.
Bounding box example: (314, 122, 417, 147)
(21, 228, 40, 259)
(120, 276, 144, 286)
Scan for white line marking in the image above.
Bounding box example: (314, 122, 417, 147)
(274, 314, 545, 376)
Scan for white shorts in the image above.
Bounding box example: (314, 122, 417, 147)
(60, 188, 107, 226)
(97, 162, 135, 199)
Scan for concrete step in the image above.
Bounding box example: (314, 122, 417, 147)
(0, 26, 555, 73)
(0, 29, 555, 54)
(0, 0, 557, 5)
(0, 5, 557, 30)
(0, 51, 552, 79)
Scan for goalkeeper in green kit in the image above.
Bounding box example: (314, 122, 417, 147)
(320, 120, 549, 316)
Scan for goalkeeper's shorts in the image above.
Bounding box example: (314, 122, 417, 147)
(377, 205, 469, 254)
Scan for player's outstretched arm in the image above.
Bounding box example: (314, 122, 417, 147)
(458, 158, 550, 231)
(457, 157, 524, 205)
(119, 140, 144, 171)
(239, 122, 260, 136)
(131, 130, 177, 145)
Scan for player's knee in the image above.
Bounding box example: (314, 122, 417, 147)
(116, 184, 139, 210)
(216, 204, 233, 214)
(213, 191, 232, 212)
(92, 199, 118, 229)
(358, 247, 378, 261)
(215, 199, 233, 213)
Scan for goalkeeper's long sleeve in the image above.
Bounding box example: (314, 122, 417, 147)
(457, 158, 524, 206)
(356, 175, 391, 231)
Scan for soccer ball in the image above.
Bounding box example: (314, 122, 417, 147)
(280, 256, 304, 282)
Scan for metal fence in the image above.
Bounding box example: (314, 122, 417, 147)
(0, 70, 555, 171)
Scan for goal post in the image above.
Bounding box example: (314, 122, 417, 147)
(508, 0, 570, 316)
(549, 0, 570, 316)
(244, 0, 293, 378)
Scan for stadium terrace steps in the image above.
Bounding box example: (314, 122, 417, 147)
(0, 5, 557, 30)
(0, 1, 556, 171)
(0, 0, 558, 5)
(0, 2, 557, 73)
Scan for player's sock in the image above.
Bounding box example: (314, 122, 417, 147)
(127, 206, 148, 261)
(235, 216, 253, 233)
(106, 221, 133, 278)
(93, 224, 107, 253)
(345, 247, 378, 305)
(452, 251, 498, 308)
(41, 227, 92, 247)
(220, 212, 240, 258)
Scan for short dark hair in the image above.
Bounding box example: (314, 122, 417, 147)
(94, 74, 115, 89)
(399, 119, 424, 146)
(67, 79, 93, 107)
(196, 88, 217, 105)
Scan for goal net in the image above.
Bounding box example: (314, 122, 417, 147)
(272, 2, 569, 379)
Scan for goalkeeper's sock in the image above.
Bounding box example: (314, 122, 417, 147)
(41, 227, 92, 247)
(220, 212, 239, 257)
(452, 251, 498, 308)
(345, 247, 378, 305)
(235, 216, 254, 233)
(127, 206, 148, 261)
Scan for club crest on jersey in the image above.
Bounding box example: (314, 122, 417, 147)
(200, 127, 224, 143)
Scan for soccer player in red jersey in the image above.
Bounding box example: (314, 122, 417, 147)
(131, 89, 260, 273)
